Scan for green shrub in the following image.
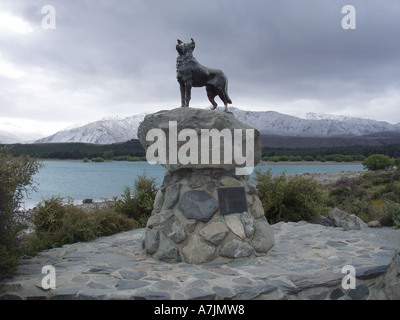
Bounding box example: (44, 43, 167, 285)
(0, 244, 19, 280)
(254, 169, 323, 223)
(362, 170, 400, 190)
(91, 157, 104, 162)
(346, 198, 374, 222)
(353, 154, 366, 161)
(288, 155, 298, 161)
(29, 197, 137, 253)
(363, 154, 394, 171)
(325, 154, 345, 162)
(324, 170, 400, 227)
(380, 201, 400, 228)
(114, 171, 158, 227)
(268, 156, 280, 162)
(394, 158, 400, 170)
(0, 148, 41, 279)
(328, 176, 366, 205)
(303, 155, 314, 161)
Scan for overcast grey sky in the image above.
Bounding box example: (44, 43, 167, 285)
(1, 0, 399, 139)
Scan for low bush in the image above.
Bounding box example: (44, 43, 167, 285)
(327, 176, 366, 205)
(380, 201, 400, 228)
(325, 170, 400, 227)
(363, 154, 394, 171)
(28, 197, 137, 253)
(342, 155, 354, 162)
(254, 169, 324, 223)
(0, 148, 41, 279)
(113, 171, 158, 227)
(394, 158, 400, 170)
(289, 155, 303, 162)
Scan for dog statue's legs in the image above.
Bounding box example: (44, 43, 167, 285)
(180, 84, 186, 107)
(184, 83, 192, 107)
(216, 87, 229, 112)
(206, 86, 218, 110)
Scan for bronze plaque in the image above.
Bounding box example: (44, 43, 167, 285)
(217, 187, 248, 215)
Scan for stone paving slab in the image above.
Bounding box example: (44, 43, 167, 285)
(1, 222, 399, 300)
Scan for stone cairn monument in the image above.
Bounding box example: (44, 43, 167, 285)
(138, 107, 274, 263)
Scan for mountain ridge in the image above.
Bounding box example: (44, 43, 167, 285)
(33, 107, 400, 145)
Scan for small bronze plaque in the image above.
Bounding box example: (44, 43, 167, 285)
(217, 187, 248, 215)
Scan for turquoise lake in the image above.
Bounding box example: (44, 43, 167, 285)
(23, 160, 365, 209)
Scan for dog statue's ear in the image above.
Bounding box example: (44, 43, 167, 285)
(191, 38, 195, 47)
(177, 39, 183, 44)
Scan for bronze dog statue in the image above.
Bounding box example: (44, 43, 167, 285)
(176, 38, 232, 111)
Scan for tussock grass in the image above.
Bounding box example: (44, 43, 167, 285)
(27, 197, 137, 254)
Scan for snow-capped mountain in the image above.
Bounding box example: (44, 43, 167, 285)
(230, 108, 400, 137)
(35, 113, 146, 144)
(0, 130, 22, 144)
(0, 129, 42, 144)
(34, 107, 400, 144)
(294, 111, 355, 121)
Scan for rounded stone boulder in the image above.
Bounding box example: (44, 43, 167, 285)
(137, 107, 261, 173)
(178, 190, 219, 223)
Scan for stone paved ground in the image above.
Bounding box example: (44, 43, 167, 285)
(1, 222, 399, 300)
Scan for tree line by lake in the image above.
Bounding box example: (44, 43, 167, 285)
(3, 140, 400, 162)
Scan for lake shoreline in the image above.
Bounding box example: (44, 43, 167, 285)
(23, 160, 365, 209)
(260, 160, 363, 166)
(298, 170, 364, 184)
(35, 158, 363, 166)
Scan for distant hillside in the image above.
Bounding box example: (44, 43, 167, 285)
(0, 131, 20, 144)
(35, 114, 146, 144)
(7, 140, 145, 159)
(34, 107, 400, 145)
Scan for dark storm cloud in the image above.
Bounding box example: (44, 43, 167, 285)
(1, 0, 400, 137)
